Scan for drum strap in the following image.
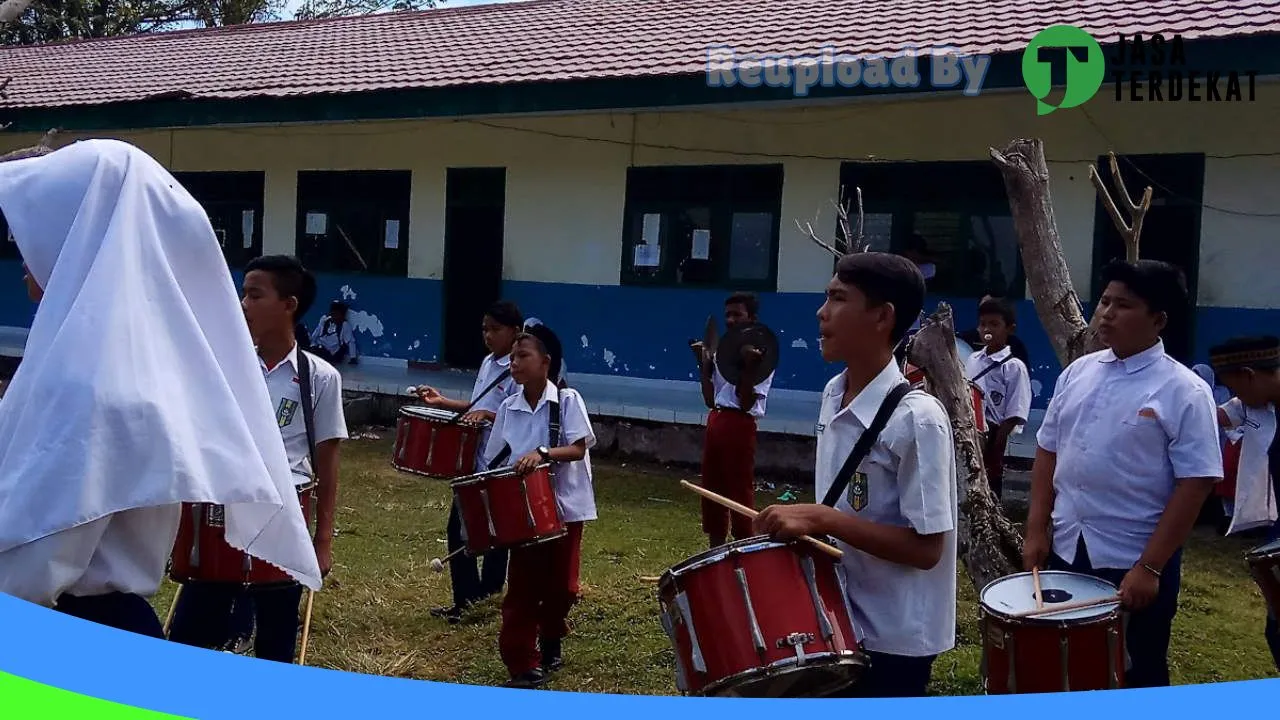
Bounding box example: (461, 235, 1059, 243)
(451, 368, 513, 422)
(295, 349, 320, 483)
(970, 355, 1012, 384)
(486, 388, 561, 470)
(820, 382, 912, 508)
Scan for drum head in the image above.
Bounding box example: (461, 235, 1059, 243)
(400, 405, 457, 421)
(660, 535, 783, 591)
(980, 571, 1117, 621)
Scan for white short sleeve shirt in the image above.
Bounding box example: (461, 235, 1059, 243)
(1219, 398, 1278, 535)
(1035, 341, 1223, 568)
(483, 383, 598, 523)
(469, 352, 518, 467)
(261, 346, 348, 485)
(710, 363, 773, 418)
(814, 360, 958, 657)
(965, 347, 1032, 427)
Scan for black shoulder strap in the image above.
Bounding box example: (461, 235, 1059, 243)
(971, 355, 1013, 384)
(295, 349, 320, 480)
(485, 385, 560, 470)
(451, 367, 513, 423)
(821, 382, 912, 508)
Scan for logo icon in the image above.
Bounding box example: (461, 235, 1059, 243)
(848, 471, 869, 512)
(1022, 25, 1105, 115)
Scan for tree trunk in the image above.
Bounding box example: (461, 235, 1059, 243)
(908, 304, 1023, 590)
(989, 138, 1102, 366)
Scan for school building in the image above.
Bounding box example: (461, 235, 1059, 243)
(0, 0, 1278, 465)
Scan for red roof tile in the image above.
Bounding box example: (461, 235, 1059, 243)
(0, 0, 1277, 109)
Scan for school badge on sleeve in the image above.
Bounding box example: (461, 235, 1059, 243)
(276, 398, 299, 428)
(848, 471, 869, 511)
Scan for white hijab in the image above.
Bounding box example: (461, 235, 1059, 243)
(0, 139, 321, 591)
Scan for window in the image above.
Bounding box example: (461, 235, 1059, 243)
(837, 161, 1024, 299)
(171, 171, 265, 269)
(620, 165, 783, 291)
(296, 170, 411, 276)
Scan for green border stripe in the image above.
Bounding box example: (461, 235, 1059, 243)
(0, 671, 191, 719)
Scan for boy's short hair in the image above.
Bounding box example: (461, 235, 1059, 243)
(485, 301, 524, 329)
(725, 292, 759, 318)
(515, 323, 564, 382)
(977, 297, 1016, 326)
(329, 300, 349, 315)
(834, 252, 925, 344)
(1209, 335, 1280, 373)
(245, 255, 317, 321)
(1099, 259, 1189, 320)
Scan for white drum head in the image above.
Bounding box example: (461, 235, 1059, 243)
(401, 405, 458, 421)
(981, 571, 1117, 621)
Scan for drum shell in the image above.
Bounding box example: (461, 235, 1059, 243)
(169, 484, 315, 586)
(392, 406, 488, 479)
(451, 465, 565, 554)
(979, 572, 1125, 694)
(656, 537, 864, 697)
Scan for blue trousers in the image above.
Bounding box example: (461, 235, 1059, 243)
(54, 592, 165, 639)
(1047, 536, 1182, 688)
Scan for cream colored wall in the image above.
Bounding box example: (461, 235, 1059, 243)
(6, 80, 1279, 305)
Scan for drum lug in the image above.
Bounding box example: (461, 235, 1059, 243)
(659, 605, 691, 693)
(673, 592, 707, 674)
(189, 504, 204, 567)
(834, 563, 864, 643)
(1006, 630, 1017, 693)
(426, 427, 438, 467)
(800, 555, 835, 641)
(1059, 635, 1070, 692)
(395, 420, 408, 462)
(1107, 625, 1119, 689)
(456, 440, 466, 473)
(733, 567, 767, 656)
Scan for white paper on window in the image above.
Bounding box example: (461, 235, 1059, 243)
(691, 229, 711, 260)
(241, 210, 255, 249)
(305, 212, 327, 235)
(385, 220, 401, 249)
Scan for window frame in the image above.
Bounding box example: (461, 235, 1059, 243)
(170, 170, 266, 270)
(295, 169, 412, 277)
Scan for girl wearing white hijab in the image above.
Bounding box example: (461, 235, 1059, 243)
(0, 138, 321, 637)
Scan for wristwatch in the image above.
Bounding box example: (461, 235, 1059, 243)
(537, 445, 552, 462)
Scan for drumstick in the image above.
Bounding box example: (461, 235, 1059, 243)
(297, 590, 316, 666)
(678, 480, 843, 560)
(1032, 567, 1044, 609)
(1010, 594, 1121, 619)
(431, 546, 466, 572)
(162, 583, 183, 636)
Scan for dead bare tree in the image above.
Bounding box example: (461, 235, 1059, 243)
(799, 186, 1023, 589)
(989, 139, 1154, 367)
(0, 127, 59, 160)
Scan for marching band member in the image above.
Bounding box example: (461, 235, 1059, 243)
(416, 301, 524, 624)
(1025, 259, 1222, 688)
(965, 297, 1032, 499)
(692, 292, 773, 548)
(1208, 335, 1280, 670)
(482, 324, 596, 688)
(0, 139, 321, 635)
(168, 255, 347, 663)
(755, 252, 958, 697)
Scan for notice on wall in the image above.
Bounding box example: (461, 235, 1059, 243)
(641, 213, 661, 245)
(633, 243, 660, 268)
(384, 220, 401, 249)
(691, 229, 711, 260)
(241, 210, 255, 249)
(305, 212, 327, 235)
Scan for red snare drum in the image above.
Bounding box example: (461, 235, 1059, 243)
(392, 406, 489, 479)
(905, 363, 986, 433)
(1246, 539, 1280, 619)
(451, 464, 565, 555)
(657, 537, 865, 697)
(979, 571, 1125, 694)
(169, 484, 314, 586)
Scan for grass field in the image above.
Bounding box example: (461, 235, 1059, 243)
(152, 434, 1279, 695)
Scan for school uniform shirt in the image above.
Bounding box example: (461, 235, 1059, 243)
(483, 383, 598, 523)
(470, 352, 519, 467)
(1036, 341, 1223, 569)
(261, 345, 349, 485)
(965, 347, 1033, 430)
(1219, 398, 1278, 535)
(814, 359, 959, 658)
(710, 362, 773, 418)
(310, 316, 359, 359)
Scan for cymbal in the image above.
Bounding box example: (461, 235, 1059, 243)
(715, 322, 779, 387)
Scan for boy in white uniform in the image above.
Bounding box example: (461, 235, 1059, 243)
(754, 252, 957, 697)
(0, 140, 321, 635)
(416, 301, 524, 623)
(965, 296, 1032, 499)
(1208, 335, 1280, 671)
(1025, 259, 1221, 688)
(169, 255, 347, 663)
(482, 324, 596, 689)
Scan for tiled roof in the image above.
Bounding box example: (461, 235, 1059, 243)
(0, 0, 1278, 109)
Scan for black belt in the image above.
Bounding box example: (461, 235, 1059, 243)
(712, 406, 754, 418)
